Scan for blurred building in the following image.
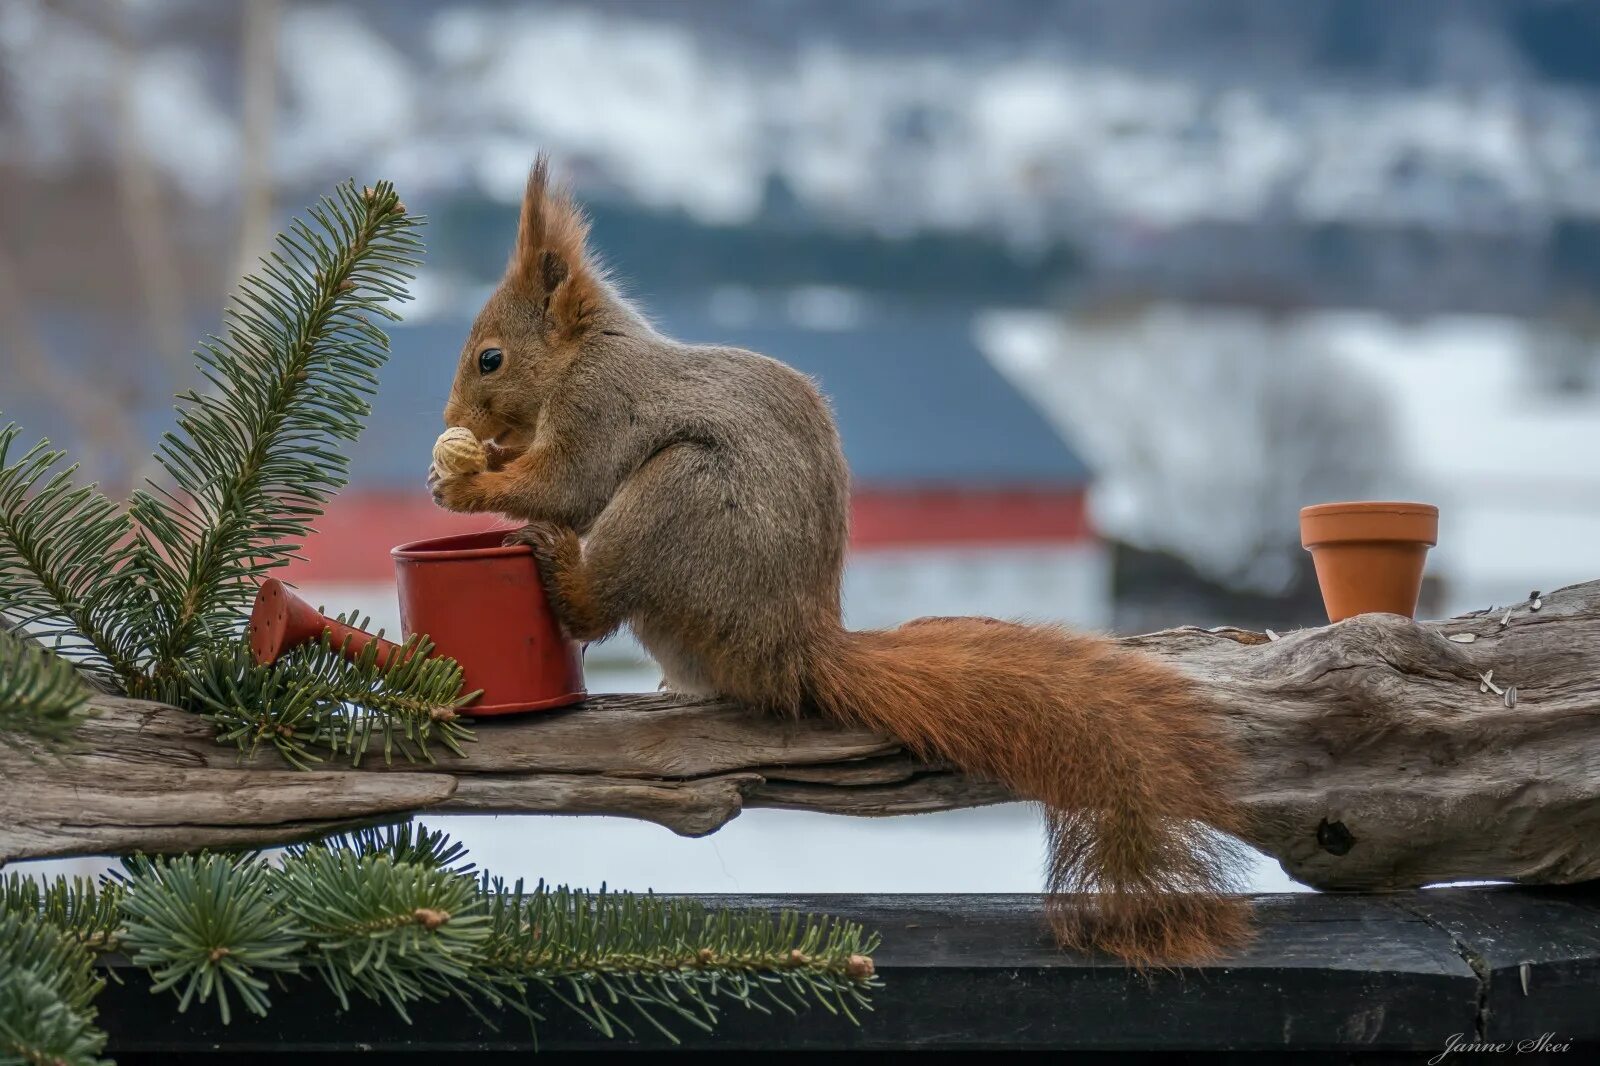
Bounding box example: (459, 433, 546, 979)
(280, 302, 1109, 663)
(8, 0, 1599, 641)
(982, 303, 1600, 621)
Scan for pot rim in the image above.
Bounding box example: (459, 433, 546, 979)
(1300, 500, 1438, 549)
(391, 528, 532, 562)
(1299, 500, 1438, 519)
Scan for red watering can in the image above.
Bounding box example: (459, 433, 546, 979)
(247, 529, 586, 717)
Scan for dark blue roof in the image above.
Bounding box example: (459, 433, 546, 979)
(355, 304, 1091, 490)
(8, 305, 1092, 493)
(656, 305, 1090, 488)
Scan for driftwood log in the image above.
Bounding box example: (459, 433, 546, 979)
(4, 580, 1599, 892)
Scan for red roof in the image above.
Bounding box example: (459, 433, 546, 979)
(280, 488, 1093, 585)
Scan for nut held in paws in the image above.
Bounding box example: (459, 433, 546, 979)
(433, 427, 488, 476)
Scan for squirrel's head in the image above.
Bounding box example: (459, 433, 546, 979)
(445, 156, 608, 448)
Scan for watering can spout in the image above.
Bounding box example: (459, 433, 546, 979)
(247, 577, 404, 667)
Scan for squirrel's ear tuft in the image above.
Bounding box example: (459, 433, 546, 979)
(509, 155, 599, 339)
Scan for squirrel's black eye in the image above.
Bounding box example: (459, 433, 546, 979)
(477, 348, 503, 374)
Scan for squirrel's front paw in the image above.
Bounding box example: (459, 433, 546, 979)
(429, 465, 487, 512)
(503, 521, 583, 593)
(502, 520, 578, 560)
(503, 522, 586, 636)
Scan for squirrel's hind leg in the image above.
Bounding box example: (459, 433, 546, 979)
(550, 439, 823, 710)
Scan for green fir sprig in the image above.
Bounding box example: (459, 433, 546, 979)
(0, 427, 142, 690)
(0, 627, 94, 744)
(186, 620, 476, 769)
(130, 182, 422, 699)
(278, 839, 491, 1023)
(0, 181, 463, 765)
(117, 854, 302, 1025)
(0, 912, 107, 1066)
(0, 826, 881, 1054)
(0, 874, 123, 954)
(482, 879, 880, 1041)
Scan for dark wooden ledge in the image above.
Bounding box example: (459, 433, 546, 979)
(99, 887, 1600, 1058)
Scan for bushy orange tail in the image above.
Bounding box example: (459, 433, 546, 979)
(807, 616, 1252, 965)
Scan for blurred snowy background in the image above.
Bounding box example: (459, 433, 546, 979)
(7, 0, 1600, 894)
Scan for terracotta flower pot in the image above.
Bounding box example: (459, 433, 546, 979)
(1299, 501, 1438, 623)
(391, 529, 586, 716)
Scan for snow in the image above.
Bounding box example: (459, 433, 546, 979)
(1310, 312, 1600, 608)
(279, 10, 1600, 235)
(783, 285, 867, 332)
(276, 6, 420, 184)
(15, 807, 1306, 895)
(9, 3, 1600, 236)
(978, 306, 1600, 611)
(437, 5, 768, 225)
(128, 50, 239, 197)
(0, 5, 117, 171)
(977, 305, 1402, 593)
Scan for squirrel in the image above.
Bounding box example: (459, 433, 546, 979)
(430, 157, 1252, 965)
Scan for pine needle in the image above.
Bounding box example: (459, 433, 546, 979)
(186, 630, 475, 768)
(0, 626, 94, 744)
(0, 180, 441, 765)
(116, 853, 303, 1025)
(0, 874, 124, 953)
(0, 827, 880, 1048)
(130, 181, 423, 699)
(0, 425, 143, 689)
(0, 912, 108, 1066)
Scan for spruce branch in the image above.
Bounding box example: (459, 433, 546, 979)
(116, 853, 303, 1025)
(0, 423, 143, 689)
(277, 840, 492, 1023)
(0, 827, 880, 1048)
(187, 625, 475, 769)
(482, 880, 881, 1041)
(313, 822, 475, 874)
(128, 181, 422, 698)
(0, 875, 124, 955)
(0, 627, 94, 744)
(0, 971, 108, 1066)
(0, 183, 465, 769)
(0, 180, 431, 755)
(0, 913, 107, 1066)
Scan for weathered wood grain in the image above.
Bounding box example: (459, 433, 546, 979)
(1128, 582, 1600, 890)
(0, 698, 458, 861)
(5, 580, 1598, 895)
